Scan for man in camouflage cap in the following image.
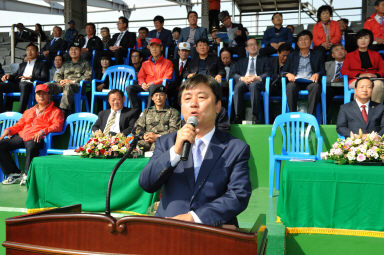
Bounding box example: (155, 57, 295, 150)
(45, 43, 92, 116)
(134, 86, 181, 151)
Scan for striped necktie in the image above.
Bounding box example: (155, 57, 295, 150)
(104, 111, 117, 135)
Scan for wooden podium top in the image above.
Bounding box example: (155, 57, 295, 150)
(3, 205, 266, 255)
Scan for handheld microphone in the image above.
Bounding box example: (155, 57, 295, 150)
(181, 116, 198, 161)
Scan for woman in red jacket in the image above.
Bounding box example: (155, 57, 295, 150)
(341, 29, 384, 103)
(312, 5, 341, 52)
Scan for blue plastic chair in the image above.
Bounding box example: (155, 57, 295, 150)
(46, 112, 98, 154)
(3, 80, 42, 111)
(343, 75, 354, 104)
(0, 112, 22, 182)
(90, 65, 136, 113)
(228, 77, 274, 123)
(268, 112, 323, 196)
(136, 71, 175, 111)
(281, 77, 326, 124)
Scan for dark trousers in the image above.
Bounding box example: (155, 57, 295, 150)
(0, 134, 44, 175)
(209, 10, 220, 32)
(126, 84, 158, 109)
(0, 81, 33, 113)
(111, 48, 128, 65)
(233, 80, 264, 119)
(286, 81, 321, 115)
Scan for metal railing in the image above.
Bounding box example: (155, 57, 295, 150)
(10, 24, 41, 64)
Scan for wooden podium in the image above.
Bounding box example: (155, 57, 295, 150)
(3, 205, 267, 255)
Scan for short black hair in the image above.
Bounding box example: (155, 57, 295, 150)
(130, 49, 143, 58)
(297, 30, 313, 41)
(100, 54, 112, 62)
(355, 77, 374, 88)
(317, 5, 333, 22)
(375, 0, 384, 6)
(35, 23, 43, 32)
(107, 89, 124, 100)
(53, 26, 62, 33)
(355, 29, 374, 45)
(195, 38, 209, 46)
(277, 43, 293, 53)
(179, 74, 222, 104)
(100, 27, 110, 33)
(188, 11, 198, 19)
(272, 12, 282, 20)
(138, 27, 149, 33)
(245, 37, 257, 46)
(219, 47, 232, 60)
(119, 16, 128, 25)
(172, 27, 181, 34)
(26, 43, 38, 52)
(85, 22, 96, 31)
(330, 43, 345, 53)
(338, 18, 349, 26)
(153, 15, 165, 24)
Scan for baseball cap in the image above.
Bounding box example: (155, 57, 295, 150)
(178, 42, 191, 51)
(151, 86, 166, 95)
(150, 38, 162, 46)
(68, 20, 75, 25)
(35, 84, 49, 93)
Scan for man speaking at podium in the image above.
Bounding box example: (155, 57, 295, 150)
(139, 75, 251, 227)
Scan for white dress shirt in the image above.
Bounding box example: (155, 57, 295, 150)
(245, 56, 258, 76)
(21, 58, 37, 82)
(169, 127, 216, 224)
(106, 109, 122, 133)
(179, 59, 187, 70)
(114, 30, 127, 46)
(355, 99, 370, 115)
(83, 36, 90, 48)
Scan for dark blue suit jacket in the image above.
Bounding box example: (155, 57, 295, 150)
(179, 26, 208, 44)
(336, 100, 384, 137)
(262, 27, 293, 46)
(139, 129, 251, 227)
(281, 50, 325, 78)
(229, 56, 271, 83)
(148, 28, 173, 48)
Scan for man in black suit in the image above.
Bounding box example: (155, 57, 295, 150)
(80, 23, 103, 61)
(337, 78, 384, 137)
(270, 43, 292, 95)
(338, 18, 357, 53)
(107, 16, 136, 64)
(217, 10, 247, 57)
(147, 16, 173, 50)
(184, 38, 225, 83)
(0, 43, 49, 113)
(92, 89, 140, 136)
(41, 26, 67, 67)
(169, 42, 191, 108)
(281, 30, 325, 116)
(15, 23, 32, 43)
(230, 38, 271, 124)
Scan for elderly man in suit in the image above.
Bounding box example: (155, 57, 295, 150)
(230, 38, 271, 124)
(325, 44, 346, 106)
(178, 11, 208, 58)
(41, 26, 67, 67)
(0, 43, 49, 113)
(92, 89, 140, 136)
(337, 77, 384, 137)
(139, 74, 251, 227)
(107, 16, 136, 64)
(281, 30, 325, 116)
(184, 38, 225, 83)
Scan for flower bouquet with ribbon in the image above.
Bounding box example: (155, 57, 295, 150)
(325, 130, 384, 165)
(75, 130, 143, 158)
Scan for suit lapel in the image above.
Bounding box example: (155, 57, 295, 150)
(102, 109, 111, 131)
(328, 62, 335, 81)
(367, 102, 377, 126)
(192, 131, 226, 199)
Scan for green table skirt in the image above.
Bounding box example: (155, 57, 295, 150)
(277, 160, 384, 231)
(26, 155, 156, 214)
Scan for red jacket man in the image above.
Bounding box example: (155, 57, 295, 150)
(0, 84, 64, 185)
(127, 38, 173, 109)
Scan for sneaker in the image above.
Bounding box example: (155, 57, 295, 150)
(2, 173, 21, 185)
(19, 174, 27, 186)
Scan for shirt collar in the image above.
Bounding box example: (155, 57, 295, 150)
(27, 58, 37, 65)
(355, 99, 370, 109)
(195, 127, 215, 148)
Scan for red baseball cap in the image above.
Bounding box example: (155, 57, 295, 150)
(35, 84, 49, 93)
(150, 38, 162, 46)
